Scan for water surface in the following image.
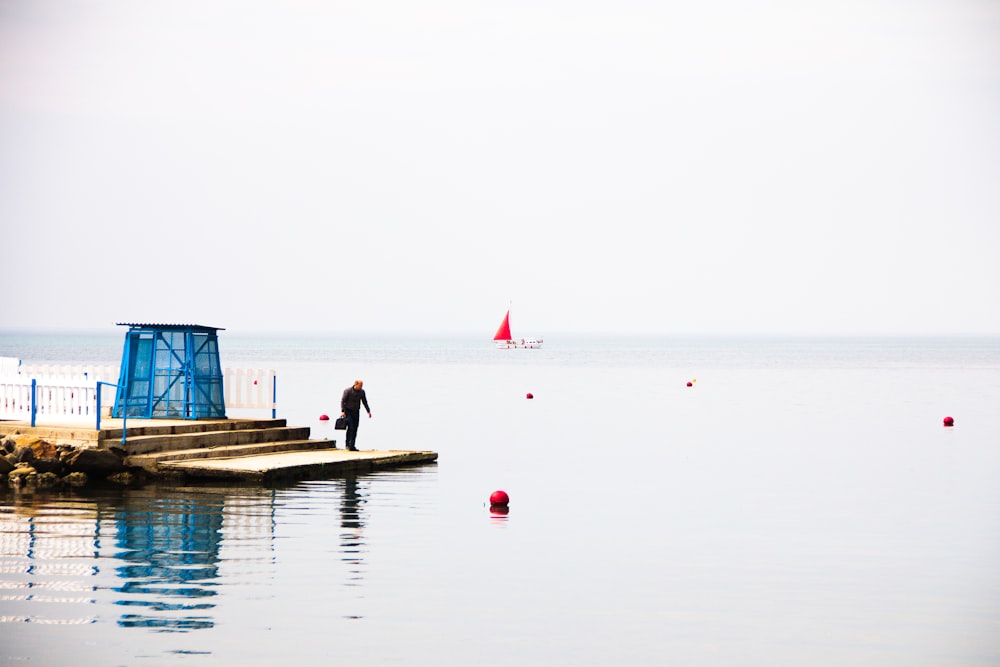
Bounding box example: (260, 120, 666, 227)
(2, 334, 999, 665)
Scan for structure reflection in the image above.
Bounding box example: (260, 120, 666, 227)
(112, 493, 224, 631)
(110, 487, 279, 632)
(1, 478, 373, 634)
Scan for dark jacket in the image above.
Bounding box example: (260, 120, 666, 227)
(341, 387, 371, 413)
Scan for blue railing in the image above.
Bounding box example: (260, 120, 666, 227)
(3, 367, 278, 432)
(96, 382, 127, 446)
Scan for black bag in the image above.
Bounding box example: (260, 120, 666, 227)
(334, 416, 349, 430)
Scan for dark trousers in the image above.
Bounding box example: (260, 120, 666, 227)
(345, 411, 361, 450)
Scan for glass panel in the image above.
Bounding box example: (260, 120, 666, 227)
(192, 334, 220, 375)
(132, 335, 152, 379)
(154, 334, 170, 370)
(124, 334, 154, 417)
(206, 339, 220, 373)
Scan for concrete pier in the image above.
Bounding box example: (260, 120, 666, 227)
(0, 417, 437, 484)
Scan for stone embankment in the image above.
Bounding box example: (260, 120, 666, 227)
(1, 433, 132, 489)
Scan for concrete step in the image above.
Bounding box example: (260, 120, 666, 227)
(99, 418, 288, 443)
(127, 439, 338, 474)
(122, 425, 312, 456)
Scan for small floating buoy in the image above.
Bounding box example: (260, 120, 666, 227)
(526, 392, 534, 399)
(490, 489, 509, 507)
(943, 416, 954, 427)
(319, 414, 330, 421)
(686, 381, 693, 387)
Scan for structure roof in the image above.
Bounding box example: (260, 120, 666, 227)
(115, 322, 225, 331)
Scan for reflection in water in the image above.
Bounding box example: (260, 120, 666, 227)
(109, 488, 282, 632)
(112, 495, 224, 631)
(338, 475, 368, 588)
(0, 487, 281, 634)
(1, 477, 377, 639)
(488, 502, 510, 527)
(0, 499, 104, 626)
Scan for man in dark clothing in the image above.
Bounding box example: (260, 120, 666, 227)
(340, 379, 372, 451)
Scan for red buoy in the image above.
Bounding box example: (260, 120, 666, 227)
(490, 490, 510, 506)
(943, 416, 954, 427)
(319, 414, 329, 421)
(686, 381, 693, 387)
(526, 392, 534, 399)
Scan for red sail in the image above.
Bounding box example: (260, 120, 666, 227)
(493, 310, 512, 340)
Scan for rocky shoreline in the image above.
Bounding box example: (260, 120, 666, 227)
(1, 434, 143, 489)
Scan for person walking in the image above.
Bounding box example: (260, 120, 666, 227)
(340, 379, 372, 451)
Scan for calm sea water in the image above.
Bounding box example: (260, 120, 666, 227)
(1, 332, 999, 666)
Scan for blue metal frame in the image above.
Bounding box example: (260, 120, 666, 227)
(112, 324, 226, 420)
(97, 381, 127, 445)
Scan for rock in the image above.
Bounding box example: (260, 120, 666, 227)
(8, 466, 37, 487)
(63, 472, 88, 487)
(0, 456, 14, 475)
(107, 471, 136, 486)
(32, 457, 65, 475)
(31, 440, 58, 460)
(15, 435, 57, 460)
(36, 472, 60, 489)
(64, 448, 125, 476)
(11, 446, 35, 464)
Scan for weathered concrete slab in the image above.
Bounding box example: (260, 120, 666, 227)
(1, 417, 438, 484)
(157, 448, 438, 483)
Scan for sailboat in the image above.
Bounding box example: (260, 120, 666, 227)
(493, 308, 543, 349)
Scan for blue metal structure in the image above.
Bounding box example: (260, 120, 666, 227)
(112, 323, 226, 419)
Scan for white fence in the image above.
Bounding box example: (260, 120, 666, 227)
(0, 364, 277, 423)
(0, 357, 20, 376)
(223, 368, 277, 410)
(0, 365, 117, 422)
(1, 381, 104, 421)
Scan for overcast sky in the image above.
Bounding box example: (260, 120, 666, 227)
(1, 0, 998, 336)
